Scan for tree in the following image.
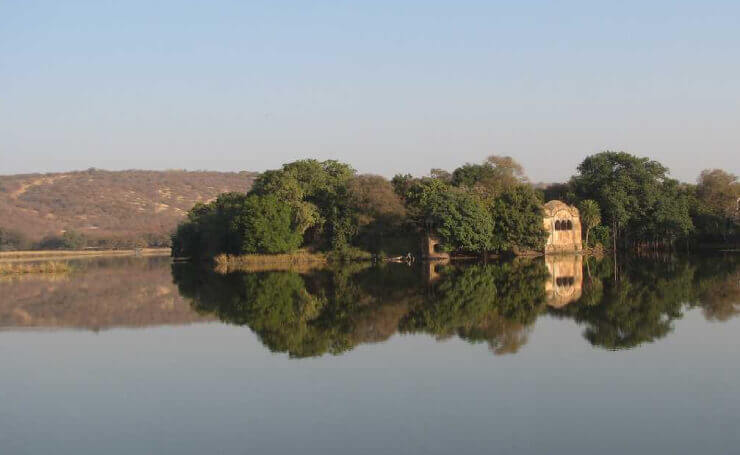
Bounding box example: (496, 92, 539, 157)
(171, 192, 302, 258)
(61, 230, 87, 249)
(236, 195, 304, 254)
(489, 185, 548, 253)
(570, 151, 692, 249)
(451, 155, 528, 198)
(696, 169, 740, 218)
(578, 200, 601, 247)
(429, 168, 452, 183)
(249, 159, 356, 249)
(347, 174, 412, 254)
(402, 178, 495, 254)
(0, 228, 31, 251)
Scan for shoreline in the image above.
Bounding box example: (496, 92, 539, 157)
(0, 248, 171, 263)
(213, 252, 328, 273)
(0, 261, 73, 276)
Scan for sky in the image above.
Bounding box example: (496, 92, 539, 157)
(1, 0, 739, 182)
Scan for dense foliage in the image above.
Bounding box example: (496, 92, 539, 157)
(171, 192, 302, 258)
(393, 156, 547, 254)
(545, 151, 739, 250)
(172, 159, 418, 258)
(170, 151, 736, 258)
(173, 155, 550, 258)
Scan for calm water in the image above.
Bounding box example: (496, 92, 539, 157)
(0, 254, 738, 454)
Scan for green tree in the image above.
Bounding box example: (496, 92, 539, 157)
(696, 169, 740, 218)
(346, 174, 413, 254)
(451, 155, 527, 199)
(403, 178, 495, 254)
(570, 151, 693, 249)
(489, 185, 548, 253)
(171, 192, 302, 258)
(236, 195, 304, 254)
(578, 199, 601, 247)
(690, 169, 740, 244)
(249, 159, 356, 250)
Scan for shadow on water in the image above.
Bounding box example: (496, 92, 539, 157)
(172, 253, 740, 358)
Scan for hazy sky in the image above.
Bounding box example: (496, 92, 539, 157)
(2, 1, 739, 182)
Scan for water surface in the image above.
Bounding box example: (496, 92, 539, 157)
(0, 254, 738, 454)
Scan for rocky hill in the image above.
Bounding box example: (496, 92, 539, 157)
(0, 169, 256, 249)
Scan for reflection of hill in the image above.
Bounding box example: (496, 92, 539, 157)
(0, 257, 213, 331)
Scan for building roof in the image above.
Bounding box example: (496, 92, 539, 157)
(543, 200, 579, 217)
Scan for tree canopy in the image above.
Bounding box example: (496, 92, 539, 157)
(569, 151, 694, 248)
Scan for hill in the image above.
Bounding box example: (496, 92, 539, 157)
(0, 169, 256, 249)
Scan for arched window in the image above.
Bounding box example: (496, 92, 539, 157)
(566, 220, 573, 230)
(555, 220, 561, 230)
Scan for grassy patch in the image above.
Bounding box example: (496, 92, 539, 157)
(214, 250, 328, 273)
(0, 248, 170, 260)
(0, 261, 73, 275)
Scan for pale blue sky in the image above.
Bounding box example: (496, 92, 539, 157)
(2, 0, 739, 182)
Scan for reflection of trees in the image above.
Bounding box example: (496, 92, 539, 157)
(172, 254, 740, 357)
(400, 260, 550, 355)
(549, 255, 740, 349)
(172, 263, 423, 358)
(549, 259, 690, 349)
(688, 254, 740, 322)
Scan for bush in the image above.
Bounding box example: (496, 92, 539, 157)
(171, 193, 303, 258)
(0, 228, 32, 251)
(589, 225, 611, 248)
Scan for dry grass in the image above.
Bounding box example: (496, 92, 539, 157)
(0, 169, 257, 243)
(0, 261, 72, 275)
(0, 248, 170, 261)
(214, 251, 328, 273)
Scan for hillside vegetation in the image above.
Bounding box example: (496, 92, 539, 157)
(0, 169, 256, 249)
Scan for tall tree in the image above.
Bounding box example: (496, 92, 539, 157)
(402, 178, 495, 254)
(451, 155, 528, 199)
(696, 169, 739, 218)
(578, 200, 601, 247)
(570, 151, 692, 248)
(489, 185, 548, 253)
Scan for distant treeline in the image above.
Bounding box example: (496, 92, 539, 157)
(0, 228, 171, 251)
(172, 151, 739, 259)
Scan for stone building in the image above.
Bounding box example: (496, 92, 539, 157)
(422, 234, 450, 260)
(543, 200, 582, 254)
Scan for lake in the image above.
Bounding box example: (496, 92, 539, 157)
(0, 254, 738, 454)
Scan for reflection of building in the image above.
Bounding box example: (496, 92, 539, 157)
(545, 255, 583, 308)
(543, 200, 582, 254)
(425, 259, 450, 283)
